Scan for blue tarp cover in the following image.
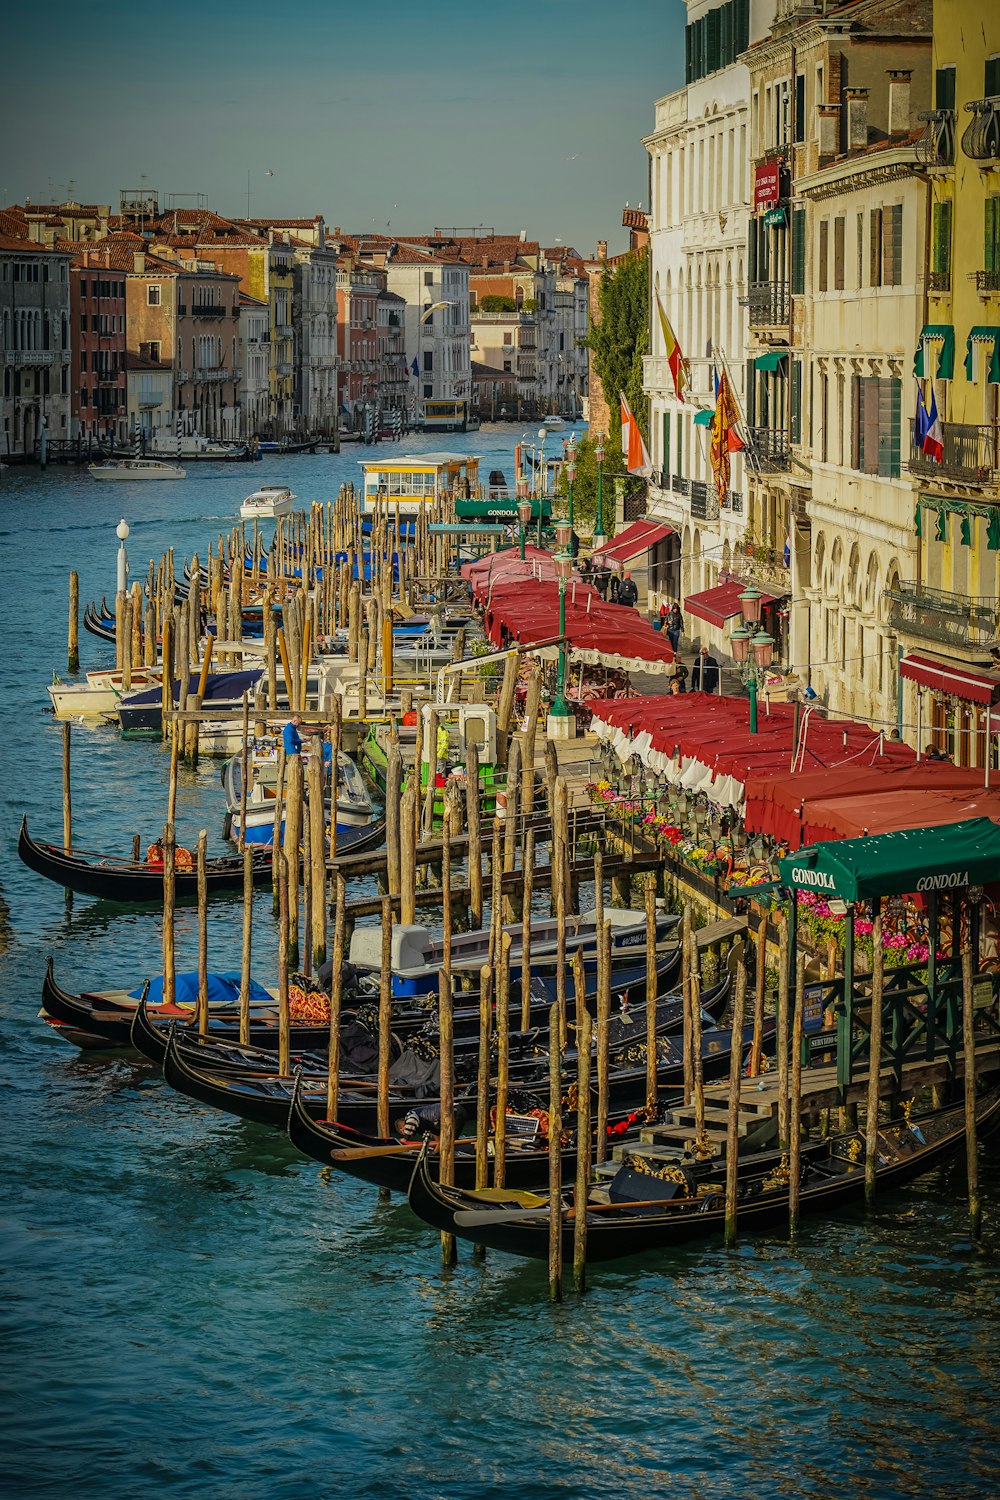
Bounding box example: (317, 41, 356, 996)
(129, 972, 274, 1005)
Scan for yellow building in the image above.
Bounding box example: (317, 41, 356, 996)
(889, 0, 1000, 764)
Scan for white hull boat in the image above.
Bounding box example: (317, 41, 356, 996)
(240, 486, 295, 521)
(89, 459, 186, 481)
(48, 667, 162, 719)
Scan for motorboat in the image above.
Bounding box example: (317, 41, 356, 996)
(115, 668, 264, 736)
(88, 459, 186, 481)
(540, 415, 565, 431)
(240, 485, 295, 521)
(223, 740, 374, 845)
(47, 666, 162, 720)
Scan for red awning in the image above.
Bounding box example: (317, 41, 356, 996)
(899, 653, 1000, 706)
(684, 581, 779, 630)
(592, 519, 673, 567)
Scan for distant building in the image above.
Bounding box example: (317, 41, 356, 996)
(0, 232, 72, 456)
(239, 291, 269, 437)
(66, 237, 135, 445)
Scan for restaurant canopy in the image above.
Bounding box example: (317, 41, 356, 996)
(777, 818, 1000, 902)
(684, 580, 780, 629)
(591, 519, 673, 569)
(899, 651, 1000, 706)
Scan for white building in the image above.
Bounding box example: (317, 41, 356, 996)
(239, 291, 269, 437)
(294, 242, 339, 436)
(643, 0, 776, 639)
(384, 245, 471, 412)
(0, 236, 73, 457)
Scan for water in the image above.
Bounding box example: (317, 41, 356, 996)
(1, 433, 998, 1498)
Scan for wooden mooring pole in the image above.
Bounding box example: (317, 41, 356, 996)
(196, 830, 209, 1036)
(864, 911, 885, 1207)
(439, 966, 457, 1268)
(962, 945, 981, 1238)
(548, 1003, 562, 1303)
(723, 960, 748, 1247)
(67, 570, 80, 673)
(573, 1007, 592, 1296)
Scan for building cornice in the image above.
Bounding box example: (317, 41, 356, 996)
(796, 146, 924, 202)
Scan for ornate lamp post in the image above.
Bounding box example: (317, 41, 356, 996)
(517, 496, 532, 562)
(564, 437, 577, 535)
(115, 518, 130, 595)
(728, 586, 774, 734)
(536, 426, 547, 547)
(551, 520, 573, 718)
(593, 432, 607, 544)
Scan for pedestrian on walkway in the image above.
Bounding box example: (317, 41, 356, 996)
(665, 601, 684, 655)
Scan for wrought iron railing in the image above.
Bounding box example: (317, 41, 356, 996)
(928, 270, 951, 292)
(725, 489, 744, 515)
(916, 108, 956, 167)
(975, 270, 1000, 293)
(909, 422, 998, 482)
(689, 479, 719, 521)
(746, 426, 790, 472)
(672, 474, 689, 496)
(961, 97, 1000, 162)
(885, 579, 1000, 650)
(747, 280, 789, 327)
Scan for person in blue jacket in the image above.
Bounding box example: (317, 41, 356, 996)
(282, 713, 303, 758)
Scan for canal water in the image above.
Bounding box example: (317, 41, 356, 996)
(1, 432, 997, 1499)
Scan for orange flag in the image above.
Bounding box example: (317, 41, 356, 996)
(620, 393, 653, 478)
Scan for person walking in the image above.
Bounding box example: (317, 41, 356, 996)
(665, 601, 684, 655)
(691, 646, 720, 694)
(617, 572, 639, 608)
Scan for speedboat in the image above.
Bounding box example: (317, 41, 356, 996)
(240, 485, 295, 521)
(223, 740, 373, 845)
(540, 415, 565, 431)
(48, 666, 162, 720)
(89, 459, 186, 481)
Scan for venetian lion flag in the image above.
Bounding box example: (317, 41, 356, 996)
(655, 291, 688, 403)
(620, 394, 653, 478)
(709, 369, 745, 504)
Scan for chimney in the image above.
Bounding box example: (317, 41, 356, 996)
(818, 104, 841, 158)
(887, 70, 912, 136)
(133, 251, 146, 273)
(845, 88, 869, 150)
(597, 239, 608, 262)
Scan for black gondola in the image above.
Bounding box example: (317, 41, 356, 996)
(20, 814, 385, 905)
(407, 1091, 1000, 1263)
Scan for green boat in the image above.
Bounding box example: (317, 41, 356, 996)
(360, 706, 503, 821)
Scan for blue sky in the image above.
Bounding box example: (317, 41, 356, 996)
(3, 0, 684, 254)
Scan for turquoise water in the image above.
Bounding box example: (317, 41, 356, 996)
(1, 435, 998, 1499)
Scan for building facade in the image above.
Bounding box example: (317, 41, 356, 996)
(68, 241, 130, 444)
(239, 292, 269, 437)
(0, 235, 72, 456)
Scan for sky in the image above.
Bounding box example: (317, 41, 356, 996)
(3, 0, 685, 255)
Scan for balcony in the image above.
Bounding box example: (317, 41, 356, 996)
(725, 489, 744, 515)
(672, 474, 689, 497)
(277, 362, 294, 377)
(909, 423, 998, 483)
(275, 324, 294, 338)
(4, 349, 55, 366)
(928, 270, 951, 293)
(138, 391, 165, 408)
(194, 367, 230, 383)
(747, 427, 790, 472)
(961, 98, 1000, 163)
(916, 108, 956, 168)
(178, 303, 226, 318)
(747, 280, 789, 328)
(885, 580, 1000, 651)
(975, 270, 1000, 294)
(689, 479, 719, 522)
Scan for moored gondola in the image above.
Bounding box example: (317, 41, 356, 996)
(407, 1091, 1000, 1263)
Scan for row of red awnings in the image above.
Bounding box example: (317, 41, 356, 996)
(899, 651, 1000, 708)
(684, 580, 780, 629)
(591, 518, 673, 569)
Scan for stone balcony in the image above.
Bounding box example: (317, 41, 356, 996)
(885, 580, 1000, 651)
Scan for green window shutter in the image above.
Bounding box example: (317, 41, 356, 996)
(935, 67, 956, 110)
(986, 197, 1000, 274)
(818, 219, 829, 292)
(834, 217, 846, 290)
(870, 208, 882, 287)
(877, 378, 901, 478)
(932, 200, 952, 276)
(706, 9, 721, 74)
(883, 205, 903, 286)
(790, 359, 803, 444)
(791, 208, 806, 295)
(662, 412, 670, 476)
(746, 359, 756, 425)
(985, 57, 1000, 98)
(748, 223, 757, 282)
(736, 0, 750, 54)
(685, 24, 693, 84)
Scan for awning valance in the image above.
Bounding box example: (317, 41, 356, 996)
(693, 409, 714, 427)
(685, 580, 780, 630)
(591, 518, 673, 567)
(755, 350, 788, 373)
(900, 651, 1000, 706)
(964, 325, 1000, 384)
(913, 324, 955, 380)
(778, 818, 1000, 902)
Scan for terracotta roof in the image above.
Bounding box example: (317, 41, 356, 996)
(239, 290, 268, 306)
(0, 209, 28, 239)
(0, 233, 72, 256)
(236, 216, 323, 229)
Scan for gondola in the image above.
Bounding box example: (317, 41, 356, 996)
(19, 814, 385, 903)
(83, 583, 188, 641)
(286, 1073, 654, 1194)
(18, 816, 272, 902)
(407, 1091, 1000, 1263)
(157, 981, 752, 1135)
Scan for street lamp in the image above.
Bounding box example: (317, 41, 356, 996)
(593, 433, 607, 543)
(116, 518, 130, 595)
(518, 497, 532, 561)
(729, 587, 774, 734)
(551, 521, 574, 718)
(564, 437, 577, 535)
(536, 426, 548, 546)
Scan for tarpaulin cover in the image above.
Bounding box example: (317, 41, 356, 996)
(778, 817, 1000, 902)
(683, 581, 780, 630)
(129, 972, 275, 1005)
(745, 762, 998, 849)
(591, 519, 673, 567)
(469, 551, 676, 674)
(899, 652, 1000, 706)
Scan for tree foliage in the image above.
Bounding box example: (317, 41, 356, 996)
(587, 247, 650, 445)
(478, 294, 517, 313)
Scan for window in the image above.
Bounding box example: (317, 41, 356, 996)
(662, 412, 670, 476)
(987, 57, 1000, 98)
(423, 272, 433, 287)
(80, 279, 88, 298)
(882, 204, 903, 286)
(852, 376, 901, 477)
(818, 220, 829, 292)
(503, 359, 512, 373)
(857, 212, 865, 288)
(790, 359, 803, 444)
(935, 66, 956, 110)
(932, 200, 952, 284)
(147, 285, 161, 306)
(790, 208, 806, 295)
(794, 73, 805, 142)
(986, 196, 1000, 275)
(423, 383, 433, 398)
(870, 208, 883, 287)
(423, 351, 433, 371)
(834, 217, 846, 290)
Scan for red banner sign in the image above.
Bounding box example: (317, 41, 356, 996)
(753, 160, 782, 211)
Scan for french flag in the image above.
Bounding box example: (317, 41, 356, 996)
(922, 387, 944, 464)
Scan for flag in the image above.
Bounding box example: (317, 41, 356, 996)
(913, 381, 931, 449)
(620, 394, 653, 478)
(922, 387, 944, 463)
(411, 356, 420, 378)
(709, 370, 744, 504)
(654, 291, 688, 403)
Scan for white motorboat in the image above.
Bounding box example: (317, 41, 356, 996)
(540, 415, 565, 431)
(48, 667, 162, 719)
(240, 485, 295, 521)
(223, 741, 373, 844)
(88, 459, 186, 481)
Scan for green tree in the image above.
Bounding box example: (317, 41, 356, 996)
(478, 294, 517, 313)
(587, 246, 650, 449)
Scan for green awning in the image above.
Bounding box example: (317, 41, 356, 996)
(755, 350, 788, 373)
(693, 409, 714, 427)
(913, 324, 955, 380)
(964, 325, 1000, 384)
(777, 818, 1000, 903)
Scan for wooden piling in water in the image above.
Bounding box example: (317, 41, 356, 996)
(67, 571, 79, 672)
(962, 945, 981, 1237)
(240, 843, 253, 1047)
(777, 913, 790, 1147)
(788, 951, 805, 1237)
(690, 924, 705, 1142)
(520, 828, 535, 1032)
(162, 822, 176, 1007)
(377, 897, 392, 1141)
(465, 743, 482, 928)
(595, 919, 611, 1163)
(308, 734, 327, 967)
(277, 853, 291, 1077)
(494, 930, 512, 1188)
(521, 669, 541, 812)
(750, 912, 767, 1077)
(645, 872, 658, 1118)
(476, 964, 492, 1195)
(681, 905, 693, 1106)
(284, 753, 303, 970)
(438, 966, 457, 1268)
(422, 709, 438, 838)
(327, 873, 346, 1121)
(548, 1004, 563, 1303)
(196, 830, 209, 1035)
(61, 721, 72, 853)
(864, 911, 884, 1207)
(385, 738, 403, 898)
(723, 961, 748, 1247)
(399, 775, 417, 925)
(573, 1007, 592, 1295)
(442, 809, 453, 970)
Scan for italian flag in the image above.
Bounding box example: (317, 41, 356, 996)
(655, 291, 688, 403)
(922, 387, 944, 464)
(620, 394, 653, 478)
